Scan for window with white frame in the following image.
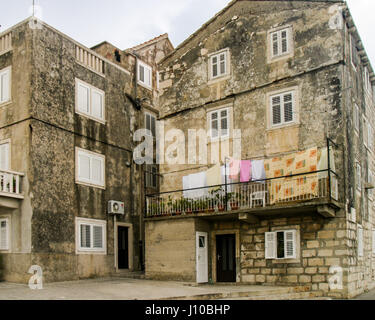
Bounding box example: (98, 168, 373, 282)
(138, 60, 152, 89)
(0, 142, 9, 171)
(270, 91, 295, 127)
(145, 112, 156, 137)
(0, 218, 9, 251)
(265, 230, 297, 260)
(76, 218, 106, 253)
(356, 162, 362, 191)
(76, 148, 105, 188)
(358, 225, 363, 257)
(270, 27, 292, 59)
(351, 35, 359, 70)
(209, 108, 230, 139)
(76, 79, 105, 122)
(354, 104, 360, 133)
(0, 67, 11, 104)
(209, 49, 229, 80)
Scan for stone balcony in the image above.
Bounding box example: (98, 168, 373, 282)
(0, 170, 24, 209)
(145, 170, 341, 222)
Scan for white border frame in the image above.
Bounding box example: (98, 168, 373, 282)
(75, 147, 106, 189)
(75, 78, 106, 124)
(137, 60, 153, 90)
(267, 25, 294, 63)
(0, 66, 12, 106)
(208, 48, 231, 83)
(76, 217, 107, 255)
(207, 106, 232, 141)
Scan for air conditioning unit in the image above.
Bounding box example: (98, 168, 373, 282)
(108, 201, 125, 215)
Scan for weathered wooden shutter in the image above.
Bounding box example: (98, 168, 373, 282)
(212, 56, 218, 78)
(78, 153, 91, 181)
(272, 32, 279, 57)
(80, 224, 91, 248)
(91, 89, 103, 120)
(93, 225, 103, 249)
(0, 70, 10, 103)
(265, 232, 276, 259)
(285, 230, 297, 259)
(281, 30, 288, 54)
(78, 83, 90, 113)
(211, 111, 219, 138)
(272, 96, 281, 125)
(283, 93, 293, 123)
(0, 143, 9, 170)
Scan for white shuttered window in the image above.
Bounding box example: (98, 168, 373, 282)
(270, 28, 291, 58)
(210, 50, 229, 79)
(0, 218, 9, 251)
(76, 148, 105, 188)
(270, 91, 295, 126)
(145, 113, 156, 137)
(138, 60, 152, 89)
(209, 108, 230, 139)
(0, 67, 11, 104)
(265, 230, 297, 260)
(76, 79, 105, 122)
(0, 142, 9, 170)
(76, 218, 106, 253)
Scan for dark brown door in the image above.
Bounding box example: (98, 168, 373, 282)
(216, 234, 236, 282)
(118, 227, 129, 269)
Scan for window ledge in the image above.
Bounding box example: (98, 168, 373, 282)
(75, 111, 106, 125)
(208, 74, 231, 85)
(76, 181, 106, 190)
(137, 81, 152, 91)
(0, 100, 12, 108)
(267, 122, 300, 132)
(76, 250, 107, 255)
(0, 48, 12, 56)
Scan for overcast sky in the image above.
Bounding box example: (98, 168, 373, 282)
(0, 0, 373, 65)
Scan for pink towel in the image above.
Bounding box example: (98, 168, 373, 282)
(240, 160, 252, 183)
(229, 159, 241, 180)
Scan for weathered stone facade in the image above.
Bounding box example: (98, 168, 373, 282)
(0, 17, 171, 282)
(144, 0, 375, 299)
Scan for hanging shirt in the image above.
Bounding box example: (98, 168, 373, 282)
(229, 158, 241, 180)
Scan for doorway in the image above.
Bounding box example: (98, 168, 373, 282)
(118, 226, 129, 269)
(216, 234, 236, 282)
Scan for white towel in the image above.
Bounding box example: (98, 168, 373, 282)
(251, 160, 266, 181)
(189, 172, 208, 199)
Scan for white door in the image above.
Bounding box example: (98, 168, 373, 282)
(196, 232, 208, 283)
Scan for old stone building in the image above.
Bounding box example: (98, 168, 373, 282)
(0, 17, 171, 282)
(144, 0, 375, 299)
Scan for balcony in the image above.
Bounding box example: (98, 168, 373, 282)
(0, 170, 24, 200)
(145, 170, 340, 221)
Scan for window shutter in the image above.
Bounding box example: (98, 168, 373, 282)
(91, 90, 103, 120)
(78, 153, 91, 180)
(78, 83, 90, 113)
(220, 110, 228, 137)
(281, 30, 288, 53)
(220, 53, 226, 75)
(80, 224, 91, 248)
(272, 33, 279, 57)
(0, 143, 9, 170)
(93, 226, 103, 249)
(212, 56, 218, 78)
(139, 65, 145, 83)
(265, 232, 276, 259)
(146, 67, 152, 87)
(272, 96, 281, 125)
(285, 230, 296, 259)
(211, 112, 219, 138)
(91, 158, 103, 185)
(0, 220, 8, 250)
(283, 93, 293, 123)
(0, 71, 10, 103)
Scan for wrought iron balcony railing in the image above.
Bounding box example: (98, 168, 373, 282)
(145, 169, 338, 218)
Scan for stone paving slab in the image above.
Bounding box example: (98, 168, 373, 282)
(0, 278, 313, 300)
